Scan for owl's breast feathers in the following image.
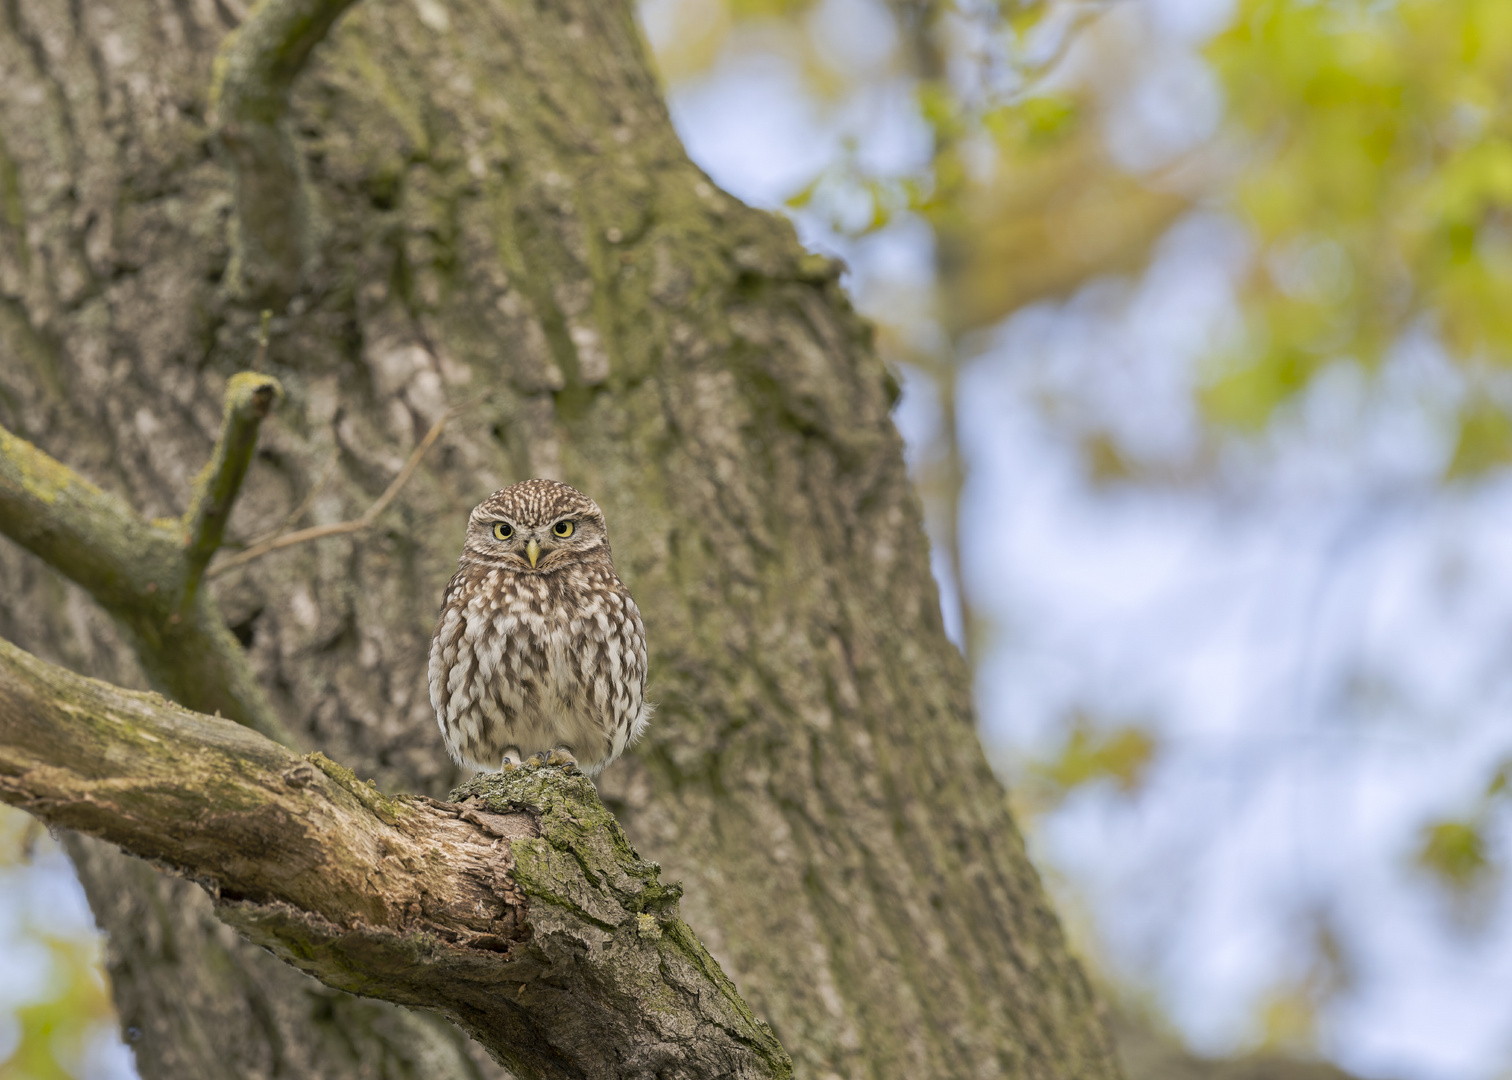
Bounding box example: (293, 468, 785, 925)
(428, 558, 648, 775)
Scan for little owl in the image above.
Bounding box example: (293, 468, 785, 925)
(429, 479, 649, 776)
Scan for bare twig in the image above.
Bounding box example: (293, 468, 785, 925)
(240, 452, 337, 548)
(208, 410, 451, 578)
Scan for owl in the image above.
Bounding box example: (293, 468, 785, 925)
(428, 479, 650, 777)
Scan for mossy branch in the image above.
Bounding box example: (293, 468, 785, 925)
(182, 372, 283, 595)
(0, 426, 181, 613)
(0, 636, 793, 1080)
(0, 378, 291, 745)
(209, 0, 363, 303)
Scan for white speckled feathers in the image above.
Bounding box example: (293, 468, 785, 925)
(428, 479, 649, 776)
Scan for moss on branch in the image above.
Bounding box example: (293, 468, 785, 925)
(0, 378, 291, 745)
(181, 372, 283, 595)
(0, 637, 792, 1080)
(0, 425, 182, 611)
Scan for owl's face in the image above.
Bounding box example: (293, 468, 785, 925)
(461, 479, 611, 574)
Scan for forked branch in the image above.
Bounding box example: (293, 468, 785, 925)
(0, 637, 792, 1080)
(0, 399, 291, 745)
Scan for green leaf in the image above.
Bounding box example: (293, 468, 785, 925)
(783, 172, 823, 210)
(1446, 398, 1512, 479)
(1417, 818, 1491, 890)
(1200, 350, 1313, 431)
(1033, 719, 1158, 796)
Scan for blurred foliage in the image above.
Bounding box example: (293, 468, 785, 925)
(0, 804, 43, 865)
(1417, 819, 1490, 890)
(1255, 990, 1317, 1056)
(777, 5, 1186, 337)
(1446, 395, 1512, 477)
(1209, 0, 1512, 468)
(1414, 757, 1510, 910)
(1016, 716, 1159, 815)
(0, 939, 118, 1080)
(0, 806, 119, 1080)
(941, 102, 1189, 331)
(1253, 915, 1352, 1055)
(653, 0, 1512, 479)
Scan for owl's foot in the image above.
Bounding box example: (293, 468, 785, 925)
(525, 748, 579, 772)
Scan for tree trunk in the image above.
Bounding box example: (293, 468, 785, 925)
(0, 1, 1119, 1078)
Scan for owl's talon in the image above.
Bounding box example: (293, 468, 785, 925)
(546, 748, 578, 769)
(527, 751, 552, 768)
(499, 758, 519, 773)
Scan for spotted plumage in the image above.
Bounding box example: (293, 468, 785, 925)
(428, 479, 649, 776)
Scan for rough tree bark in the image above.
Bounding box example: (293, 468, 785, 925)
(0, 1, 1120, 1078)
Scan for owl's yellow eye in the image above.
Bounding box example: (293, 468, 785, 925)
(553, 520, 574, 538)
(492, 522, 514, 541)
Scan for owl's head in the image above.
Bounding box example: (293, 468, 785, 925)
(462, 479, 612, 573)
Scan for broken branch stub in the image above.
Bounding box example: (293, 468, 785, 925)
(181, 372, 284, 596)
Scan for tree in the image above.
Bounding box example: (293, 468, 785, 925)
(0, 1, 1120, 1077)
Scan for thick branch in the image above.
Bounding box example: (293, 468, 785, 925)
(182, 372, 283, 595)
(209, 0, 362, 302)
(0, 407, 290, 745)
(0, 426, 182, 612)
(0, 637, 792, 1080)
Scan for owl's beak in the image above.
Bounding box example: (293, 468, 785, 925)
(526, 538, 541, 567)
